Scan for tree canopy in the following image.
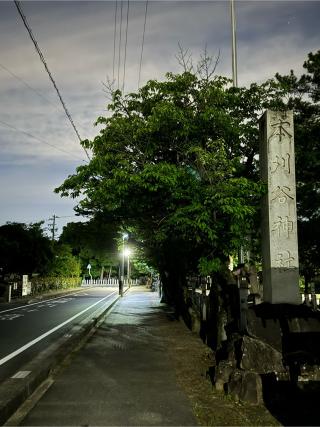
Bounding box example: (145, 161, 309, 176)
(0, 222, 82, 279)
(59, 219, 120, 278)
(46, 243, 81, 278)
(55, 64, 275, 304)
(0, 222, 53, 275)
(56, 50, 320, 305)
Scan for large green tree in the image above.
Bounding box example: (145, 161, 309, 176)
(0, 222, 82, 279)
(59, 219, 120, 278)
(47, 243, 81, 278)
(0, 222, 53, 275)
(56, 65, 276, 308)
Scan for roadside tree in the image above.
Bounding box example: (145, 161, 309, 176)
(0, 222, 53, 275)
(55, 66, 275, 310)
(59, 219, 119, 278)
(47, 244, 81, 278)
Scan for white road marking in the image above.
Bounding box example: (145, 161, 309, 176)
(0, 291, 117, 366)
(0, 288, 90, 314)
(11, 370, 31, 379)
(26, 309, 38, 312)
(0, 313, 24, 321)
(54, 298, 73, 304)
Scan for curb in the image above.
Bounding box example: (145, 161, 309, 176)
(0, 290, 126, 426)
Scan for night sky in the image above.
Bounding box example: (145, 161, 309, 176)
(0, 0, 319, 236)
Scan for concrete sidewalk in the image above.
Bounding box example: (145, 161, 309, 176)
(19, 287, 198, 426)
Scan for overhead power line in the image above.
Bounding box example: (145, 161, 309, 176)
(112, 1, 118, 83)
(0, 62, 58, 109)
(0, 119, 88, 163)
(14, 1, 91, 161)
(0, 63, 91, 141)
(138, 0, 149, 89)
(0, 63, 89, 145)
(122, 0, 130, 93)
(53, 215, 77, 219)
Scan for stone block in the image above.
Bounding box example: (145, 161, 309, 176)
(188, 307, 201, 334)
(227, 369, 242, 402)
(214, 360, 234, 391)
(228, 370, 263, 405)
(239, 371, 263, 405)
(287, 317, 320, 333)
(239, 335, 285, 374)
(247, 306, 283, 351)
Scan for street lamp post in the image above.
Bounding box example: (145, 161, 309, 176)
(120, 233, 128, 296)
(230, 0, 247, 332)
(127, 254, 130, 288)
(230, 0, 244, 266)
(124, 248, 131, 288)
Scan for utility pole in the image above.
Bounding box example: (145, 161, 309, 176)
(48, 214, 58, 241)
(230, 0, 244, 265)
(230, 0, 247, 332)
(230, 0, 238, 88)
(127, 254, 130, 288)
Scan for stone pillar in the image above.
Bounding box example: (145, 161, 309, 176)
(260, 110, 300, 304)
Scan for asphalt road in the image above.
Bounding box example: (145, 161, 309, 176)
(0, 287, 118, 384)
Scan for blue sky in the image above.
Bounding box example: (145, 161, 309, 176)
(0, 0, 319, 236)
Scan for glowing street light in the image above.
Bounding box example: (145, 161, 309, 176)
(123, 248, 131, 257)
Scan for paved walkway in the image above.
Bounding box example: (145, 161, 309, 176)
(21, 287, 198, 426)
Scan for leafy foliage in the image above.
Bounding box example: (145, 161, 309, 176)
(47, 244, 80, 278)
(0, 222, 53, 275)
(0, 222, 81, 280)
(56, 50, 320, 307)
(55, 68, 275, 306)
(59, 219, 120, 277)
